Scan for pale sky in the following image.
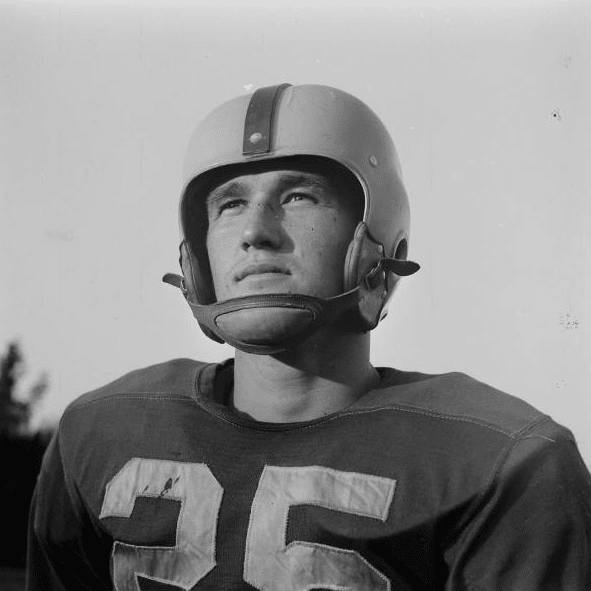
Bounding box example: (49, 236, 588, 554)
(1, 1, 590, 465)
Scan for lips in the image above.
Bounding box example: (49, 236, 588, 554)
(235, 263, 291, 281)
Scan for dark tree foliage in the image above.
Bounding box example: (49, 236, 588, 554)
(0, 342, 53, 566)
(0, 430, 53, 566)
(0, 342, 48, 436)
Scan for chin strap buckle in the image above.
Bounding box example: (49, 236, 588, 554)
(162, 273, 187, 294)
(382, 257, 421, 277)
(363, 257, 420, 290)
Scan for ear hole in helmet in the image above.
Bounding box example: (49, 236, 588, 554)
(393, 239, 408, 261)
(383, 238, 408, 298)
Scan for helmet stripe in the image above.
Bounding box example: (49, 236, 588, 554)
(242, 83, 292, 156)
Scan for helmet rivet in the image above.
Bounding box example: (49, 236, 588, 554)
(369, 155, 378, 167)
(250, 132, 263, 144)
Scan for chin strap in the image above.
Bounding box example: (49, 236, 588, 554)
(163, 256, 419, 355)
(195, 290, 363, 354)
(162, 275, 363, 354)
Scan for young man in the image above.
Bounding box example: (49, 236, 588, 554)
(27, 84, 591, 590)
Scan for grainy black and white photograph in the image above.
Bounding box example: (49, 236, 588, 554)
(1, 1, 590, 589)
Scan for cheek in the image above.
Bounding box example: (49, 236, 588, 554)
(206, 230, 231, 289)
(298, 215, 353, 289)
(312, 214, 354, 256)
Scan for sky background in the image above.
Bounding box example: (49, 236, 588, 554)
(1, 1, 590, 466)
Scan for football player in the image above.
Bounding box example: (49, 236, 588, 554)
(27, 84, 591, 590)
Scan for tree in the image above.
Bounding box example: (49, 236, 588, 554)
(0, 341, 52, 567)
(0, 341, 48, 436)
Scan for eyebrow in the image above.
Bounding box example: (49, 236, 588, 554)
(207, 182, 246, 205)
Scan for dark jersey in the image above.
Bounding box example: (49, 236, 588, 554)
(27, 359, 591, 590)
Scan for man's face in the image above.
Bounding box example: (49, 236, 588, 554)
(205, 159, 363, 301)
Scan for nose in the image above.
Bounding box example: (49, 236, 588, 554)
(240, 201, 283, 251)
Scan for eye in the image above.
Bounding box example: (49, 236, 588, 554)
(220, 199, 245, 211)
(282, 192, 318, 206)
(210, 198, 247, 219)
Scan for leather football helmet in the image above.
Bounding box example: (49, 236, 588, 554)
(164, 83, 419, 354)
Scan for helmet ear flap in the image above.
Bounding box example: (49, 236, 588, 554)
(179, 241, 223, 343)
(343, 222, 385, 289)
(343, 222, 366, 292)
(343, 222, 387, 330)
(179, 241, 217, 305)
(179, 174, 219, 306)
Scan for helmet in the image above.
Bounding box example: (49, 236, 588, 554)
(163, 83, 419, 354)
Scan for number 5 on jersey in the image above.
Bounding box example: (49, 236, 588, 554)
(100, 459, 396, 590)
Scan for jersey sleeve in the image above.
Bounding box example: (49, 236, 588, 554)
(445, 418, 591, 590)
(26, 429, 112, 591)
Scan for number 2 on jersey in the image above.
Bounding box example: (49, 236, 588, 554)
(100, 459, 396, 590)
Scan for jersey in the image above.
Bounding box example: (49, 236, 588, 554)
(27, 358, 591, 590)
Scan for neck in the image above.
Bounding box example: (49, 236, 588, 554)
(231, 329, 378, 423)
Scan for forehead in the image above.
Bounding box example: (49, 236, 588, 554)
(205, 157, 363, 202)
(209, 169, 331, 197)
